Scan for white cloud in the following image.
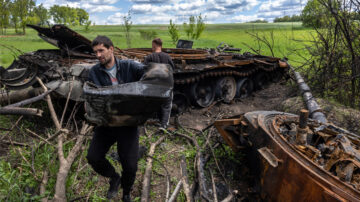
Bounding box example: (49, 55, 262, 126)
(232, 14, 262, 23)
(106, 12, 127, 25)
(38, 0, 309, 25)
(207, 0, 259, 13)
(87, 0, 119, 5)
(135, 14, 173, 24)
(82, 4, 120, 13)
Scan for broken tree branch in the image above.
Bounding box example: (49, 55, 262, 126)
(53, 122, 93, 202)
(144, 154, 171, 202)
(172, 131, 211, 201)
(5, 89, 54, 108)
(221, 190, 238, 202)
(0, 87, 43, 106)
(180, 155, 194, 202)
(36, 77, 61, 130)
(0, 107, 43, 116)
(168, 180, 183, 202)
(26, 128, 54, 146)
(60, 76, 74, 127)
(40, 169, 49, 202)
(210, 170, 218, 202)
(141, 135, 166, 202)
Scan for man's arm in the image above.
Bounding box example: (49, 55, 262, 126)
(144, 55, 150, 65)
(129, 60, 145, 81)
(167, 55, 175, 70)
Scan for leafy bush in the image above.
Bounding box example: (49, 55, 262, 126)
(139, 30, 158, 40)
(168, 19, 179, 45)
(84, 20, 91, 32)
(183, 14, 206, 40)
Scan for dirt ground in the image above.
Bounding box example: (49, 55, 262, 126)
(177, 82, 296, 131)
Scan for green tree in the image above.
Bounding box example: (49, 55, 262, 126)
(68, 7, 79, 25)
(301, 0, 329, 28)
(168, 19, 179, 45)
(9, 1, 20, 33)
(50, 5, 84, 26)
(183, 15, 195, 39)
(76, 8, 89, 25)
(123, 11, 132, 48)
(183, 14, 206, 40)
(13, 0, 35, 34)
(33, 4, 49, 26)
(194, 14, 205, 39)
(84, 20, 91, 32)
(0, 0, 11, 34)
(50, 5, 64, 24)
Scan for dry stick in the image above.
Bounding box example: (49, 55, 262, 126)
(0, 140, 28, 147)
(168, 180, 183, 202)
(36, 129, 69, 150)
(173, 118, 212, 201)
(180, 155, 194, 202)
(141, 135, 166, 202)
(221, 190, 239, 202)
(40, 169, 49, 202)
(5, 89, 54, 107)
(36, 77, 61, 130)
(26, 128, 54, 146)
(144, 154, 171, 202)
(172, 132, 211, 201)
(72, 139, 88, 191)
(0, 106, 43, 116)
(207, 132, 229, 186)
(16, 147, 39, 181)
(210, 170, 218, 202)
(53, 123, 93, 202)
(60, 76, 74, 127)
(0, 116, 23, 141)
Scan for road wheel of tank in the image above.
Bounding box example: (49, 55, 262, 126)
(215, 76, 236, 103)
(235, 78, 254, 98)
(172, 92, 190, 113)
(253, 71, 270, 90)
(189, 80, 215, 107)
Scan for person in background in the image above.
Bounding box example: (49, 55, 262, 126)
(144, 38, 174, 129)
(86, 35, 144, 201)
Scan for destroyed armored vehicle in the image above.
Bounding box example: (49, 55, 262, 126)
(215, 111, 360, 201)
(0, 24, 289, 111)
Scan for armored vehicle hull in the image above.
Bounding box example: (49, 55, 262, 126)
(0, 24, 289, 109)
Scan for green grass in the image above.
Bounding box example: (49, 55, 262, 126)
(0, 22, 314, 67)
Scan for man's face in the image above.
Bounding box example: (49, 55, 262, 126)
(93, 44, 114, 66)
(152, 42, 159, 52)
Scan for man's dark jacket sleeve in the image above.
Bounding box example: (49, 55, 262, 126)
(87, 59, 145, 86)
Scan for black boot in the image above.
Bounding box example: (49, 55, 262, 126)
(122, 194, 132, 202)
(107, 174, 121, 199)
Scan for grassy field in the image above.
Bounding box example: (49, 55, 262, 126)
(0, 22, 313, 67)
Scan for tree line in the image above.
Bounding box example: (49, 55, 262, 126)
(0, 0, 89, 35)
(273, 15, 302, 23)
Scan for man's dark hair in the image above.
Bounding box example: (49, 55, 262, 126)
(92, 35, 114, 49)
(152, 38, 162, 47)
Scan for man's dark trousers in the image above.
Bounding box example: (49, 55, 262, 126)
(86, 126, 139, 195)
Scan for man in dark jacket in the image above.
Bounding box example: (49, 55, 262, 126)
(144, 38, 174, 129)
(86, 35, 144, 201)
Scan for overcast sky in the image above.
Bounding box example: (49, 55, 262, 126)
(36, 0, 308, 25)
